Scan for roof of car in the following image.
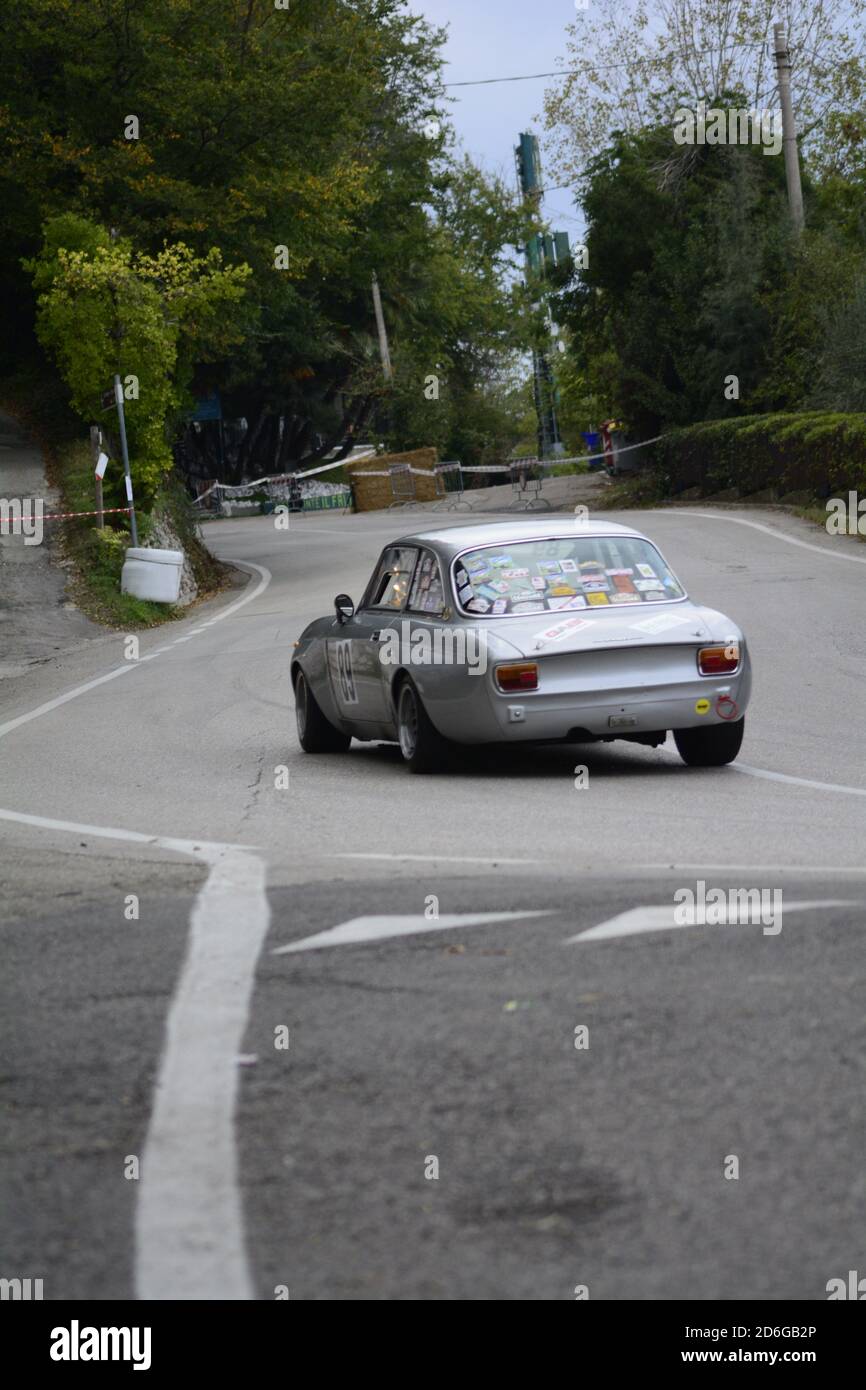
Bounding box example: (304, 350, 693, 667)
(392, 518, 646, 554)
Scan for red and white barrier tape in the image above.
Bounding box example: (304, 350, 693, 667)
(0, 505, 133, 523)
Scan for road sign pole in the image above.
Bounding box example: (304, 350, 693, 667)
(113, 374, 138, 546)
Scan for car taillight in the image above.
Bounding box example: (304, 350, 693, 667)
(698, 644, 740, 675)
(496, 662, 538, 692)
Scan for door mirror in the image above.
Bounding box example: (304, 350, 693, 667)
(335, 594, 355, 624)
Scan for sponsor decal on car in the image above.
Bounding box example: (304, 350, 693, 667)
(533, 616, 592, 646)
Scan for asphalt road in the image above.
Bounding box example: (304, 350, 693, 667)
(1, 503, 865, 1300)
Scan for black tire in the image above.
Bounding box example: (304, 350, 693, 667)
(395, 676, 450, 774)
(294, 669, 351, 753)
(673, 716, 745, 767)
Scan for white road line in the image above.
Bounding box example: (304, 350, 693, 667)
(566, 900, 860, 943)
(332, 852, 544, 865)
(730, 763, 866, 798)
(273, 910, 553, 955)
(0, 806, 244, 856)
(0, 560, 271, 743)
(648, 509, 866, 565)
(136, 846, 270, 1300)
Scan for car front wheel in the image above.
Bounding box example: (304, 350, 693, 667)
(673, 716, 745, 767)
(396, 677, 450, 774)
(294, 669, 351, 753)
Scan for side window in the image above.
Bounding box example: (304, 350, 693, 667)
(367, 546, 419, 610)
(407, 548, 445, 614)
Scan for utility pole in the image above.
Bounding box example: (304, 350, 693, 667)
(773, 25, 804, 233)
(114, 374, 139, 546)
(371, 272, 393, 382)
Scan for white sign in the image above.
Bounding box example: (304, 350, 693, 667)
(94, 451, 109, 480)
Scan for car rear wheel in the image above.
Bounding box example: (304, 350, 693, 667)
(673, 716, 744, 767)
(294, 669, 351, 753)
(396, 677, 450, 774)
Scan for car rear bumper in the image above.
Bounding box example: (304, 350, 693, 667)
(486, 678, 749, 742)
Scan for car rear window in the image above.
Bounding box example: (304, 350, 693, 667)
(451, 536, 685, 616)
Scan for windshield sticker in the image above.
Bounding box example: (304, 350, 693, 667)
(537, 560, 562, 576)
(611, 592, 640, 604)
(457, 584, 473, 603)
(490, 554, 513, 568)
(635, 578, 664, 591)
(466, 596, 490, 612)
(606, 567, 634, 576)
(492, 598, 508, 615)
(611, 574, 637, 593)
(559, 558, 578, 572)
(501, 567, 529, 578)
(531, 576, 546, 589)
(512, 600, 545, 613)
(636, 563, 658, 579)
(586, 592, 610, 605)
(548, 584, 577, 596)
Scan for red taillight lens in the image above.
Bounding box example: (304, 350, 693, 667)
(496, 662, 538, 692)
(698, 644, 740, 675)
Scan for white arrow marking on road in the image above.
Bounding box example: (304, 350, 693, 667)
(273, 911, 553, 955)
(566, 901, 860, 944)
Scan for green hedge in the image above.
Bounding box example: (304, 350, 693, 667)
(650, 412, 866, 500)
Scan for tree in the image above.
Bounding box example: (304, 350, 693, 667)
(29, 216, 250, 503)
(543, 0, 866, 185)
(550, 119, 793, 435)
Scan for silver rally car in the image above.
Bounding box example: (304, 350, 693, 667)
(292, 520, 752, 773)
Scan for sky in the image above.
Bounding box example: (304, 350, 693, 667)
(410, 0, 586, 238)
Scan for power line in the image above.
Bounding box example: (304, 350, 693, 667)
(443, 44, 768, 89)
(445, 68, 582, 88)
